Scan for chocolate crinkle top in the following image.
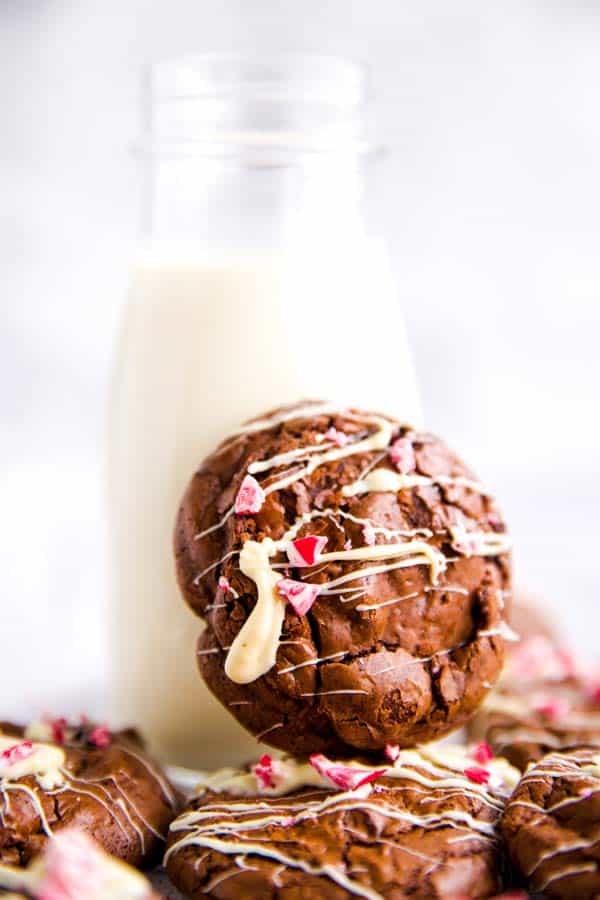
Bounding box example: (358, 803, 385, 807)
(501, 746, 600, 899)
(175, 402, 512, 755)
(165, 743, 521, 900)
(0, 720, 180, 870)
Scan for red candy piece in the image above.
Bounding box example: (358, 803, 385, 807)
(471, 742, 493, 765)
(389, 437, 416, 474)
(324, 427, 348, 448)
(1, 741, 34, 767)
(252, 754, 277, 789)
(88, 726, 111, 749)
(384, 744, 400, 762)
(218, 576, 230, 592)
(344, 539, 352, 551)
(464, 766, 490, 785)
(234, 474, 265, 515)
(277, 578, 320, 616)
(286, 535, 328, 567)
(534, 697, 570, 722)
(309, 754, 387, 791)
(48, 717, 67, 745)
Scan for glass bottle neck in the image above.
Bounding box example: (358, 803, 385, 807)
(143, 152, 367, 249)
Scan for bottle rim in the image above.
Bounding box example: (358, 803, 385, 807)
(138, 52, 381, 159)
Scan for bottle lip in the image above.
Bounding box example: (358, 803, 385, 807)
(138, 52, 382, 159)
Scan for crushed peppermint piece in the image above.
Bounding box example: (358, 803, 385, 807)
(252, 754, 278, 789)
(1, 741, 34, 767)
(464, 766, 490, 786)
(234, 474, 265, 515)
(324, 427, 348, 447)
(344, 539, 352, 551)
(88, 725, 111, 749)
(287, 535, 328, 567)
(384, 744, 400, 762)
(587, 681, 600, 706)
(534, 697, 570, 722)
(389, 437, 416, 474)
(309, 754, 387, 791)
(277, 578, 320, 616)
(471, 742, 493, 765)
(362, 523, 376, 546)
(218, 576, 231, 592)
(49, 717, 67, 745)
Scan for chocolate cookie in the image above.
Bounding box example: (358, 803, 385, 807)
(501, 747, 600, 897)
(0, 719, 179, 870)
(469, 636, 600, 770)
(0, 828, 157, 898)
(166, 743, 520, 899)
(175, 401, 512, 755)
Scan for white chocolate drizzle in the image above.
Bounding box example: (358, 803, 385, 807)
(507, 749, 600, 892)
(343, 468, 488, 498)
(0, 729, 173, 854)
(166, 744, 519, 899)
(196, 408, 508, 686)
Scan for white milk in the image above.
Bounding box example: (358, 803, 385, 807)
(108, 242, 421, 767)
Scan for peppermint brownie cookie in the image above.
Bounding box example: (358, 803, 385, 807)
(501, 747, 600, 898)
(0, 719, 179, 869)
(165, 743, 520, 899)
(469, 635, 600, 770)
(175, 401, 512, 754)
(0, 829, 157, 898)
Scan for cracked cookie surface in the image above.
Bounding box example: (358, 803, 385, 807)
(0, 721, 179, 869)
(175, 402, 512, 754)
(165, 745, 519, 899)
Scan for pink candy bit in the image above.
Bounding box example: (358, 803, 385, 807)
(389, 437, 416, 474)
(309, 754, 387, 791)
(0, 741, 34, 767)
(343, 539, 352, 551)
(464, 766, 491, 786)
(217, 575, 231, 593)
(286, 534, 328, 568)
(471, 742, 494, 765)
(36, 829, 104, 899)
(534, 697, 570, 722)
(88, 725, 111, 749)
(324, 426, 348, 448)
(252, 754, 278, 789)
(48, 717, 67, 745)
(362, 523, 376, 546)
(277, 578, 320, 616)
(234, 474, 265, 516)
(384, 744, 400, 763)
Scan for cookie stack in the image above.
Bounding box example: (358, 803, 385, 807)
(2, 401, 598, 898)
(167, 400, 594, 899)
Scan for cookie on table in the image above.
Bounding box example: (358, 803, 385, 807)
(468, 635, 600, 770)
(0, 719, 179, 870)
(501, 746, 600, 898)
(0, 828, 157, 899)
(165, 742, 520, 899)
(175, 401, 512, 755)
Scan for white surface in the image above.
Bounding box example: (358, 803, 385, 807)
(1, 0, 600, 722)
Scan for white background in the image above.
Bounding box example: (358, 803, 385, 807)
(1, 0, 599, 720)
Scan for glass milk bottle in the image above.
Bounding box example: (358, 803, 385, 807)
(108, 54, 421, 768)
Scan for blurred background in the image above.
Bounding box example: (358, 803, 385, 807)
(1, 0, 599, 721)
